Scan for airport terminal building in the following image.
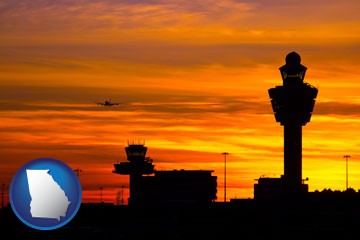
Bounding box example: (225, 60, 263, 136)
(113, 143, 217, 206)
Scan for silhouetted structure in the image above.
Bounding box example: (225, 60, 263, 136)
(74, 168, 82, 178)
(113, 142, 217, 206)
(255, 52, 318, 199)
(344, 154, 351, 189)
(113, 142, 155, 206)
(222, 152, 229, 202)
(1, 184, 5, 209)
(139, 169, 217, 206)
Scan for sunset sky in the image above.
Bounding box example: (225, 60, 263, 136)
(1, 0, 360, 205)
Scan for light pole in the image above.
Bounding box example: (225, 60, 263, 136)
(100, 186, 103, 203)
(74, 168, 82, 179)
(344, 155, 351, 190)
(1, 184, 5, 209)
(121, 185, 124, 205)
(222, 152, 229, 202)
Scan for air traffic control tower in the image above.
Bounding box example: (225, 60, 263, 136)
(254, 52, 318, 199)
(113, 142, 155, 206)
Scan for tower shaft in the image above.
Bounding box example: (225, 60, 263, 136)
(284, 123, 302, 185)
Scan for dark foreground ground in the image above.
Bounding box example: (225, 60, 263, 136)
(2, 195, 360, 240)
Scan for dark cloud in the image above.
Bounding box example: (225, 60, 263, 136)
(314, 102, 360, 116)
(0, 0, 251, 35)
(2, 44, 359, 72)
(0, 85, 269, 114)
(2, 84, 360, 117)
(1, 0, 359, 52)
(0, 44, 282, 68)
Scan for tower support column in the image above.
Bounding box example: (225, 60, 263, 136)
(284, 123, 302, 186)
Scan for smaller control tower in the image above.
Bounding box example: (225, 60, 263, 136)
(113, 142, 217, 206)
(113, 141, 155, 206)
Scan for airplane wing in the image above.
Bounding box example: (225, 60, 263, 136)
(94, 100, 121, 106)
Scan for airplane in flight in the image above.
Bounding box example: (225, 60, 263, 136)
(96, 99, 121, 107)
